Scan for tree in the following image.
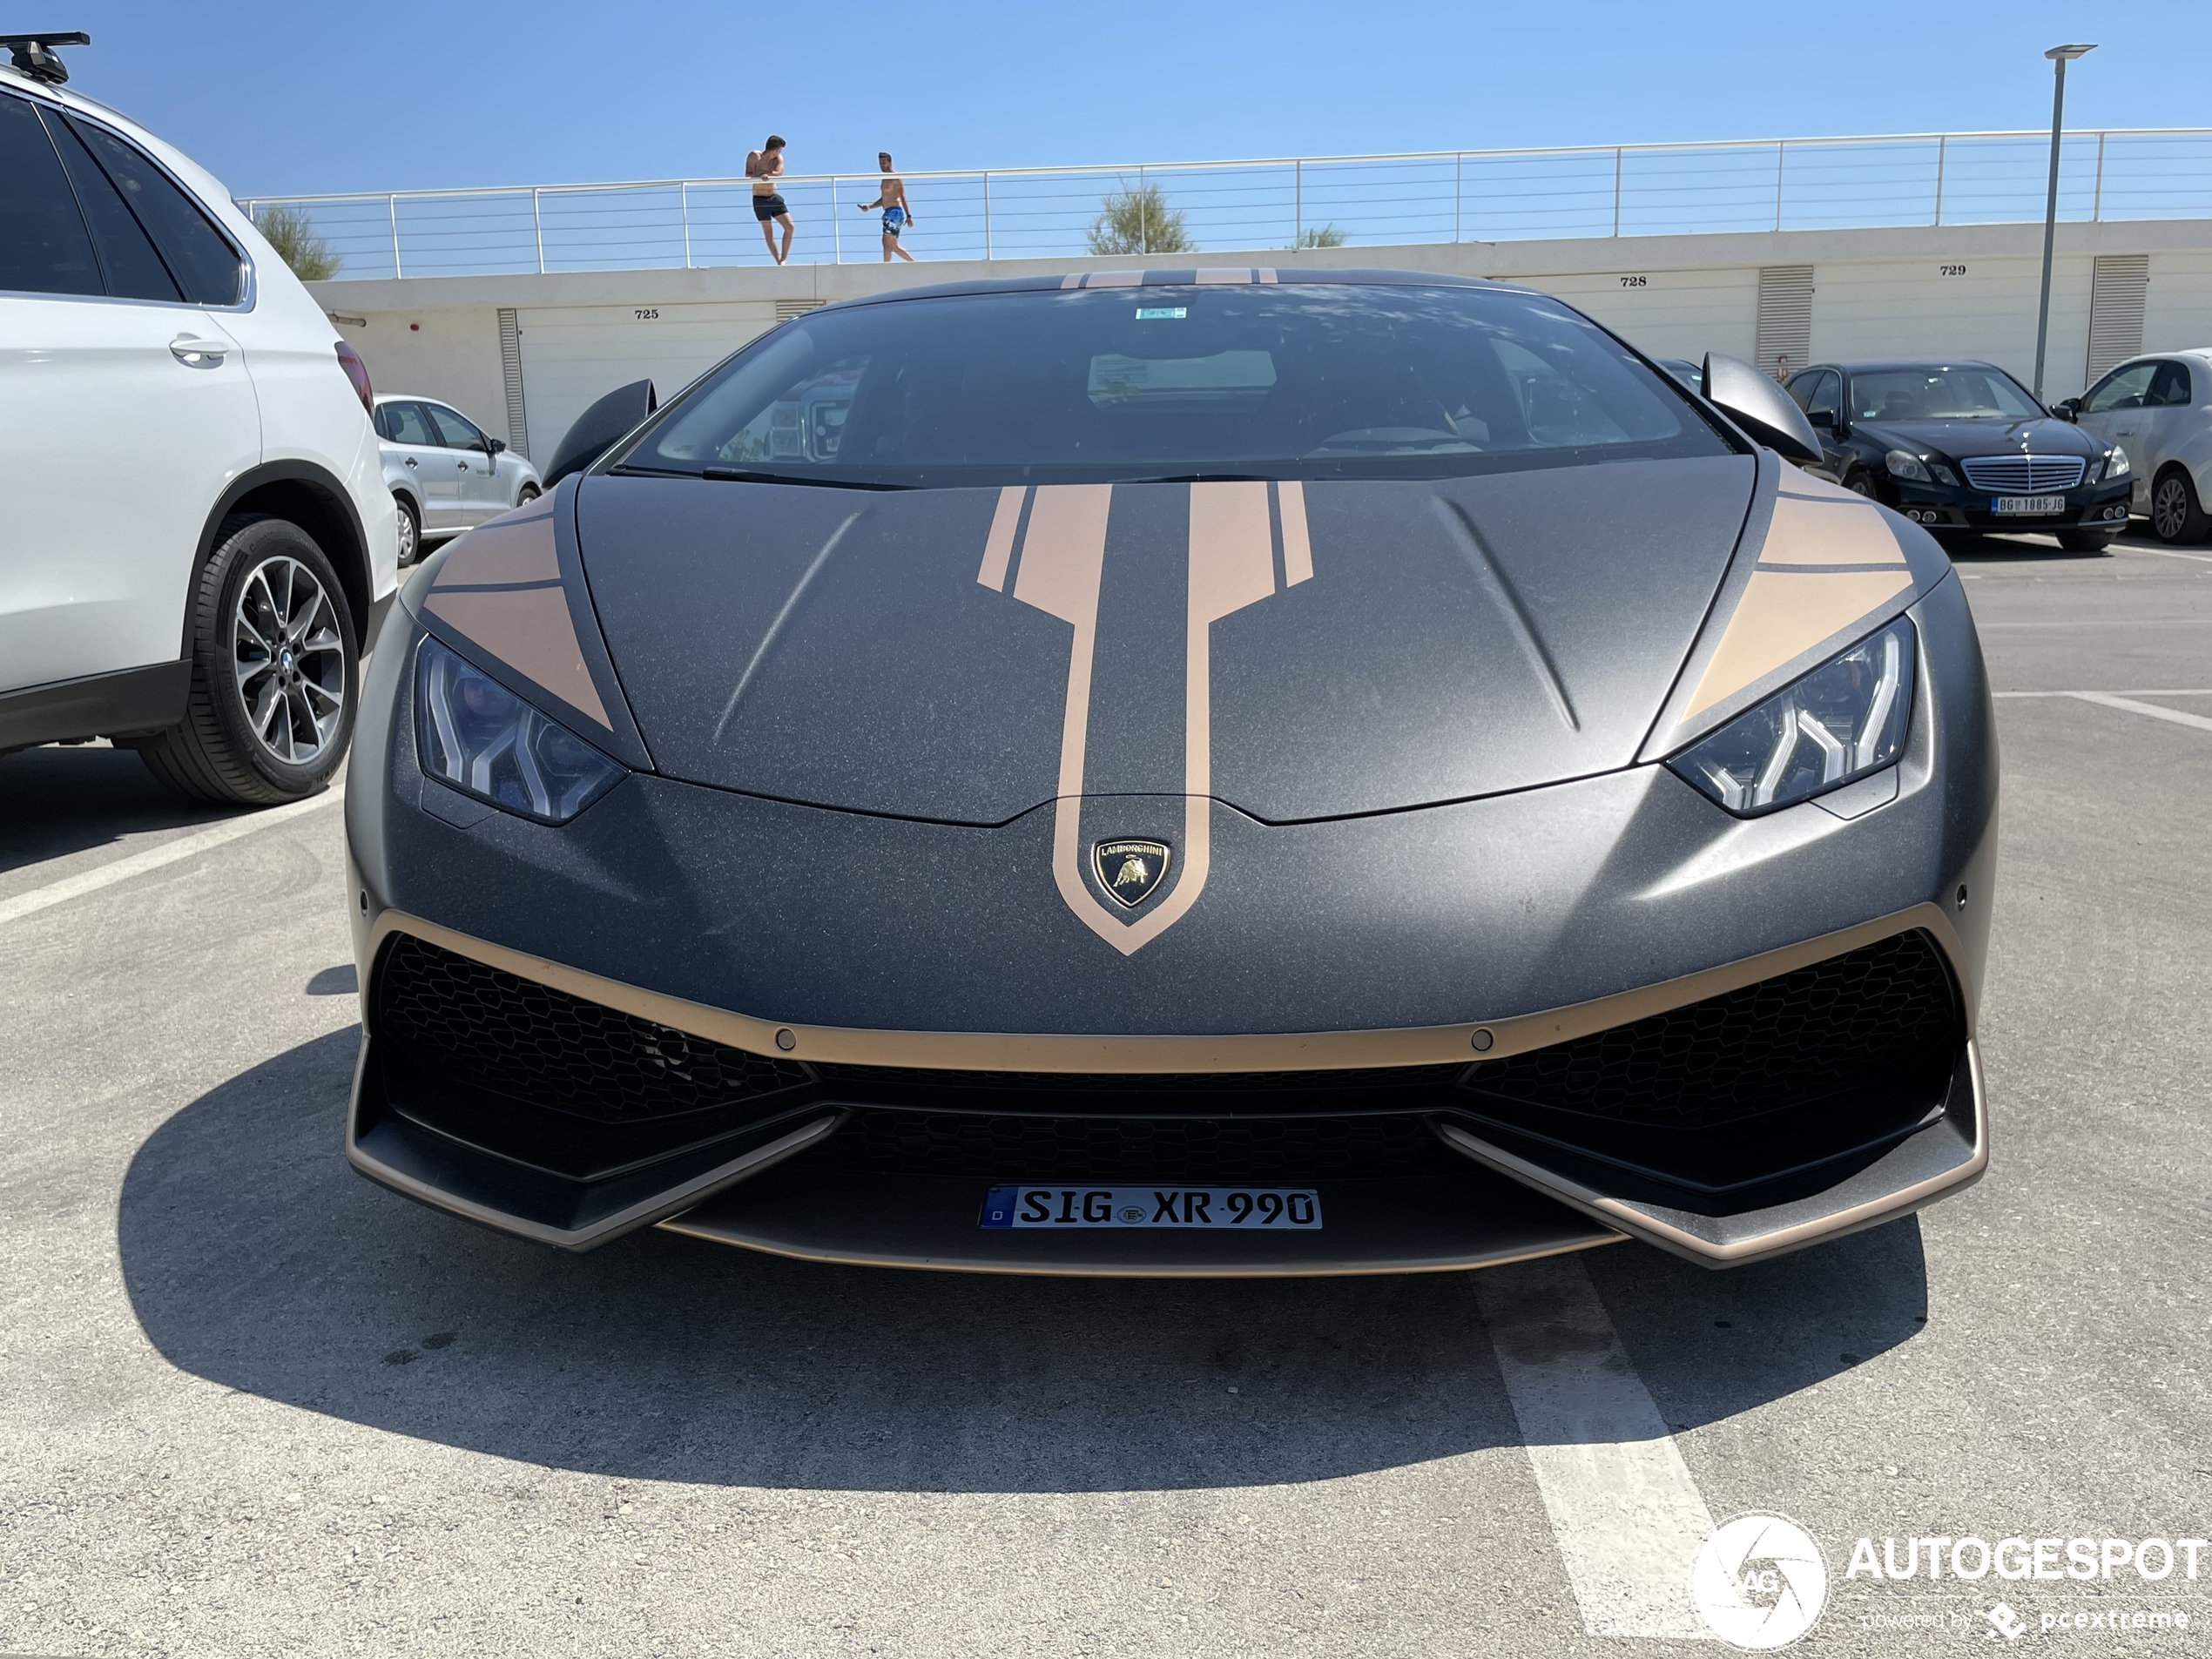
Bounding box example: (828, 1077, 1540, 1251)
(1087, 180, 1194, 256)
(1296, 224, 1348, 248)
(253, 204, 339, 281)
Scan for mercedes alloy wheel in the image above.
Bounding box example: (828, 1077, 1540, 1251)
(2151, 471, 2207, 543)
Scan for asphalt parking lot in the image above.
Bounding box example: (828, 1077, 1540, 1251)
(1, 529, 2207, 1658)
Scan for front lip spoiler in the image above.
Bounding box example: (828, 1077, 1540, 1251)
(1434, 1039, 1986, 1268)
(344, 1029, 847, 1251)
(658, 1163, 1625, 1278)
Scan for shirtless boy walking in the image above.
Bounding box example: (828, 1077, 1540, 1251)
(747, 135, 793, 265)
(857, 153, 916, 263)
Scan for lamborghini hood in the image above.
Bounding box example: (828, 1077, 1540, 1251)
(573, 457, 1758, 824)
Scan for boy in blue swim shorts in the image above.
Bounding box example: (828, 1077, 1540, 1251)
(858, 152, 917, 263)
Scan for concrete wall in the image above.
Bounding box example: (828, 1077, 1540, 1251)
(320, 303, 509, 448)
(310, 217, 2212, 464)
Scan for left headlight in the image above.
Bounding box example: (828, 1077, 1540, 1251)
(2101, 447, 2131, 481)
(1669, 617, 1915, 816)
(415, 637, 624, 824)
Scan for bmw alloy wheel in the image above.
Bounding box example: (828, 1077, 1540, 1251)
(233, 555, 348, 765)
(2154, 475, 2190, 540)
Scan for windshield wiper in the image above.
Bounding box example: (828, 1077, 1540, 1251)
(1116, 471, 1280, 484)
(698, 467, 912, 490)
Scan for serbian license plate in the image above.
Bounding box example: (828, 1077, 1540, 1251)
(1993, 495, 2067, 515)
(980, 1184, 1322, 1230)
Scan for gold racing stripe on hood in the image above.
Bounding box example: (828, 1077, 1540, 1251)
(981, 480, 1310, 955)
(1683, 479, 1913, 720)
(419, 505, 614, 731)
(976, 484, 1025, 590)
(1278, 479, 1313, 585)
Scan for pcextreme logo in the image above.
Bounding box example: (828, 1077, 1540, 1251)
(1986, 1602, 2029, 1641)
(1692, 1513, 1831, 1649)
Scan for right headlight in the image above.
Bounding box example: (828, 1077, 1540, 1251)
(1885, 449, 1932, 483)
(415, 637, 624, 824)
(1669, 617, 1915, 816)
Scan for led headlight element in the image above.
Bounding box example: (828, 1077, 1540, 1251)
(415, 637, 624, 824)
(1669, 617, 1915, 816)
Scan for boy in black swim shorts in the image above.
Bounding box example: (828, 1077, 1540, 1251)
(747, 135, 793, 265)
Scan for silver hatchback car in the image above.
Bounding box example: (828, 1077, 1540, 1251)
(373, 395, 543, 565)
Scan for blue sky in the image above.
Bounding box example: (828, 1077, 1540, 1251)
(41, 1, 2190, 197)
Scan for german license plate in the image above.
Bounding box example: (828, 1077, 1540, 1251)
(1992, 495, 2067, 515)
(980, 1185, 1322, 1229)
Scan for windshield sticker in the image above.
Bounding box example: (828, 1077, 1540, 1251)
(1136, 307, 1188, 320)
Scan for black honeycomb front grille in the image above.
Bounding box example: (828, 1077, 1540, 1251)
(825, 1109, 1460, 1182)
(374, 934, 812, 1123)
(1460, 929, 1959, 1132)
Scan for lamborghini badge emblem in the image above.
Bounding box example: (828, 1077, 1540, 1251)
(1094, 839, 1170, 907)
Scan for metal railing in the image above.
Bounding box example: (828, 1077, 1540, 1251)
(241, 128, 2212, 282)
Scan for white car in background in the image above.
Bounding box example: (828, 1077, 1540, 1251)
(2062, 349, 2212, 543)
(374, 395, 543, 566)
(0, 36, 396, 804)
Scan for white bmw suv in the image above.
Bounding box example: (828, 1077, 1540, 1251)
(0, 37, 396, 805)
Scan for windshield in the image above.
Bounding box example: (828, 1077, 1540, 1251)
(1847, 367, 2043, 423)
(614, 283, 1730, 487)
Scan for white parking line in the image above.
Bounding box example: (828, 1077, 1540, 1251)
(0, 791, 341, 930)
(1993, 690, 2212, 732)
(1474, 1254, 1715, 1640)
(2070, 692, 2212, 732)
(2125, 545, 2212, 565)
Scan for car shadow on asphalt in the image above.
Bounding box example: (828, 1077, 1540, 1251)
(118, 1029, 1932, 1492)
(0, 743, 234, 877)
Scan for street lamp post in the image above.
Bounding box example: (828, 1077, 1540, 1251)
(2033, 43, 2096, 401)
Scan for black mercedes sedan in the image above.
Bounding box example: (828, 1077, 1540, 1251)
(1785, 361, 2131, 550)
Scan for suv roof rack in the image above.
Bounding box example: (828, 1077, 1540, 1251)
(3, 32, 90, 84)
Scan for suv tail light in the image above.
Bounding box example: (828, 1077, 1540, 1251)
(334, 341, 373, 413)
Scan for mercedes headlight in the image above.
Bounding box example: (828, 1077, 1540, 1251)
(415, 637, 624, 824)
(1669, 617, 1915, 816)
(1885, 449, 1932, 483)
(2101, 448, 2131, 481)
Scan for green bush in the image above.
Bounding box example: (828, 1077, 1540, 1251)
(253, 204, 339, 281)
(1087, 181, 1194, 256)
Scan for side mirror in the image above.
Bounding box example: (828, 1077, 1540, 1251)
(543, 378, 659, 489)
(1808, 408, 1836, 430)
(487, 436, 507, 454)
(1701, 354, 1824, 463)
(2053, 398, 2081, 422)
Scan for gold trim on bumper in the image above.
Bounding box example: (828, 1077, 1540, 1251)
(357, 900, 1976, 1073)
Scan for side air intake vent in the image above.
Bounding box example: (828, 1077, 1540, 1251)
(375, 934, 811, 1123)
